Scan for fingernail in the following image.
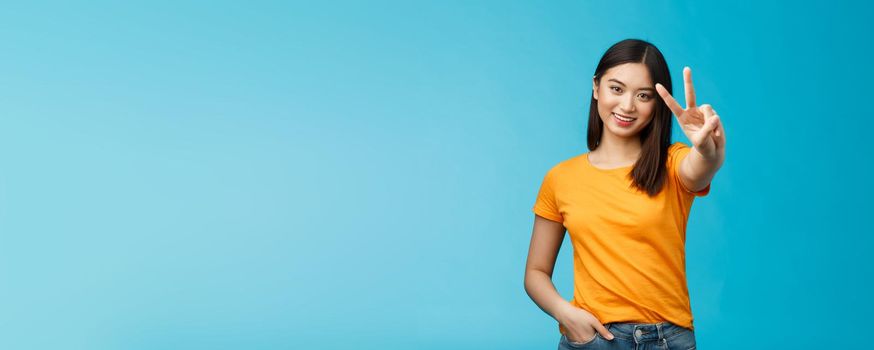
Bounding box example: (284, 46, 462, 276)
(607, 334, 614, 340)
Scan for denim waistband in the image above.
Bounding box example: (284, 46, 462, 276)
(604, 321, 690, 342)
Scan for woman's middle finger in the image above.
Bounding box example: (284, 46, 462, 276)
(684, 66, 696, 109)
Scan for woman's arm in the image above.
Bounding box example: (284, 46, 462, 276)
(655, 66, 727, 192)
(680, 143, 725, 193)
(524, 215, 574, 320)
(524, 215, 616, 341)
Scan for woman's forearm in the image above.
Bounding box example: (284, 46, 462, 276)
(684, 146, 725, 192)
(524, 269, 573, 322)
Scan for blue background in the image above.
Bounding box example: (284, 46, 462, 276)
(0, 1, 870, 349)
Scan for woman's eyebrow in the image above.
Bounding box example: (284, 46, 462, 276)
(607, 78, 655, 91)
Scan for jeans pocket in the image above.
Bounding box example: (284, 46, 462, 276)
(563, 332, 600, 348)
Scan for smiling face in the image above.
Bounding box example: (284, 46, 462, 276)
(593, 63, 657, 139)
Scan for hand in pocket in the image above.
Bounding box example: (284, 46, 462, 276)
(558, 306, 614, 343)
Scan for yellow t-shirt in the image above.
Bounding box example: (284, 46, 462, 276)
(532, 141, 709, 333)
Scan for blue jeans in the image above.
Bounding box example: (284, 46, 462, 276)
(558, 321, 696, 350)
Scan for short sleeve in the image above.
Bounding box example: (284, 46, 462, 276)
(669, 142, 711, 197)
(532, 168, 564, 222)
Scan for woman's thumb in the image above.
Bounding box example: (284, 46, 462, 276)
(595, 323, 615, 340)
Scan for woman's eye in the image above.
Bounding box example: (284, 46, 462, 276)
(638, 94, 652, 100)
(611, 87, 622, 93)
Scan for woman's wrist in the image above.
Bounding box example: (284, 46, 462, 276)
(552, 300, 577, 323)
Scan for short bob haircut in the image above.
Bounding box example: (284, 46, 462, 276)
(588, 38, 674, 197)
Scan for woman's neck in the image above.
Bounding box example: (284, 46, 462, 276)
(590, 133, 642, 164)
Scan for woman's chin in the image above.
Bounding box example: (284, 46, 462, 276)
(606, 124, 639, 137)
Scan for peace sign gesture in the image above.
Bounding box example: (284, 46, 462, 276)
(655, 67, 726, 160)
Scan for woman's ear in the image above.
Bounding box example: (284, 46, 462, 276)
(592, 77, 599, 100)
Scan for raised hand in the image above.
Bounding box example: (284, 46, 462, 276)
(655, 67, 726, 159)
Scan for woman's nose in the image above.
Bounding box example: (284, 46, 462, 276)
(620, 95, 635, 112)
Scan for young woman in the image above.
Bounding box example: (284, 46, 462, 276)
(524, 39, 726, 350)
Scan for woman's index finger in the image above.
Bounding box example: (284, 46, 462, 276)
(655, 83, 684, 117)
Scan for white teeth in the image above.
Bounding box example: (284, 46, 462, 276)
(613, 113, 635, 122)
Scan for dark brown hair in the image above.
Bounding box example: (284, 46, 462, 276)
(588, 39, 673, 197)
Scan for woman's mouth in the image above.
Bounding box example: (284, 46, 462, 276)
(613, 112, 637, 127)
